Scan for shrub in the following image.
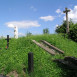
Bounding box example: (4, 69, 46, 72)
(69, 24, 77, 42)
(43, 28, 49, 34)
(55, 21, 66, 33)
(55, 20, 77, 42)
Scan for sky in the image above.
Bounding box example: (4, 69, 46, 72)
(0, 0, 77, 37)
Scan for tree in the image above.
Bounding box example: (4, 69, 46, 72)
(43, 28, 49, 34)
(56, 21, 67, 33)
(69, 23, 77, 42)
(26, 32, 32, 37)
(55, 20, 77, 42)
(55, 20, 74, 33)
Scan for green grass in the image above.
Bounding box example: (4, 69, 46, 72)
(0, 34, 77, 77)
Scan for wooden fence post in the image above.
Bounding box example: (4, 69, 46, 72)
(28, 52, 34, 73)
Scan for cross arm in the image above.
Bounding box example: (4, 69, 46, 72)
(5, 38, 11, 40)
(63, 9, 70, 13)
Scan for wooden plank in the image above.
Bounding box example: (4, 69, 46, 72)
(41, 40, 64, 54)
(32, 40, 55, 55)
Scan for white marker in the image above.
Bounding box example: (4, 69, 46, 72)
(14, 26, 18, 39)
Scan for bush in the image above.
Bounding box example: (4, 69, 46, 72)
(69, 24, 77, 42)
(55, 20, 77, 42)
(55, 21, 66, 33)
(43, 28, 49, 34)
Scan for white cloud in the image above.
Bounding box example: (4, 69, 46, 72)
(18, 33, 25, 36)
(64, 5, 77, 23)
(6, 20, 40, 28)
(40, 16, 55, 21)
(30, 6, 37, 11)
(56, 9, 61, 13)
(56, 24, 59, 27)
(8, 24, 14, 28)
(56, 8, 64, 18)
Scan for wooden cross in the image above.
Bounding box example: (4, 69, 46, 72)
(5, 35, 11, 49)
(63, 8, 70, 34)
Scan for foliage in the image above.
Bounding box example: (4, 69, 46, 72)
(0, 34, 77, 77)
(55, 21, 66, 33)
(26, 32, 32, 37)
(69, 23, 77, 42)
(55, 20, 74, 33)
(43, 28, 49, 34)
(55, 20, 77, 42)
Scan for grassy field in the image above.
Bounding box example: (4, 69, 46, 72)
(0, 34, 77, 77)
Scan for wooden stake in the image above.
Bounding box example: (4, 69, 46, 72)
(28, 52, 34, 73)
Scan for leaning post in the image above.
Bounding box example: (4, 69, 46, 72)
(28, 52, 34, 73)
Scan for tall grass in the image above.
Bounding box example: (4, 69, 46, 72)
(0, 34, 77, 77)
